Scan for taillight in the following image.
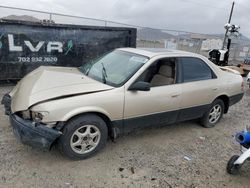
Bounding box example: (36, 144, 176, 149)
(241, 81, 244, 91)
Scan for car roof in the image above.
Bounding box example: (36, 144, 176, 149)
(117, 47, 198, 58)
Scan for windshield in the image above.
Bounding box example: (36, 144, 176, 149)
(79, 50, 149, 87)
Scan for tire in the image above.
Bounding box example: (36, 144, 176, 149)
(57, 114, 108, 160)
(200, 99, 225, 128)
(227, 155, 241, 175)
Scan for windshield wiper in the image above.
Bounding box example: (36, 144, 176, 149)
(101, 63, 108, 84)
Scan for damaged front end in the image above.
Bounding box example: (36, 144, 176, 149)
(10, 114, 61, 150)
(1, 94, 62, 150)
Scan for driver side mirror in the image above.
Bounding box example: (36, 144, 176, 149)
(128, 81, 150, 91)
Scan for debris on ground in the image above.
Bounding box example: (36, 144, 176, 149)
(184, 156, 192, 161)
(130, 167, 135, 174)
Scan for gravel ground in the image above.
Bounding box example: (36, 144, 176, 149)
(0, 85, 250, 188)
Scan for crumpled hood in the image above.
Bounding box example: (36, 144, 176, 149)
(10, 66, 114, 112)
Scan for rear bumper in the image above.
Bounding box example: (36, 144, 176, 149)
(10, 114, 61, 150)
(229, 92, 244, 106)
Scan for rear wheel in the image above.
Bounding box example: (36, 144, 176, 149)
(57, 114, 108, 160)
(200, 99, 224, 128)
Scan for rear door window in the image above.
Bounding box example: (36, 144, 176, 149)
(180, 57, 213, 82)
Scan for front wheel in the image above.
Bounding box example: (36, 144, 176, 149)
(227, 155, 241, 175)
(57, 114, 108, 160)
(200, 99, 224, 128)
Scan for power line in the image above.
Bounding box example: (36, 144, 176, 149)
(0, 5, 216, 35)
(0, 4, 248, 38)
(234, 1, 250, 10)
(178, 0, 230, 11)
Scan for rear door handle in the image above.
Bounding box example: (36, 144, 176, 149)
(171, 94, 180, 98)
(212, 88, 218, 91)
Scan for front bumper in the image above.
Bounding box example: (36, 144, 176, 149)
(10, 114, 61, 150)
(2, 93, 61, 150)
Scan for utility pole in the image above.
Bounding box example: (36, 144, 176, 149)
(222, 1, 235, 49)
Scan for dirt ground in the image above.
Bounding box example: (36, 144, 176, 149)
(0, 85, 250, 188)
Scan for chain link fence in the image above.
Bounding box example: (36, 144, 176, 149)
(1, 5, 250, 65)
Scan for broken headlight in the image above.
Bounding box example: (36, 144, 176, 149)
(31, 111, 49, 122)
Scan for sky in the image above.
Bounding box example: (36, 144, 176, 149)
(0, 0, 249, 37)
